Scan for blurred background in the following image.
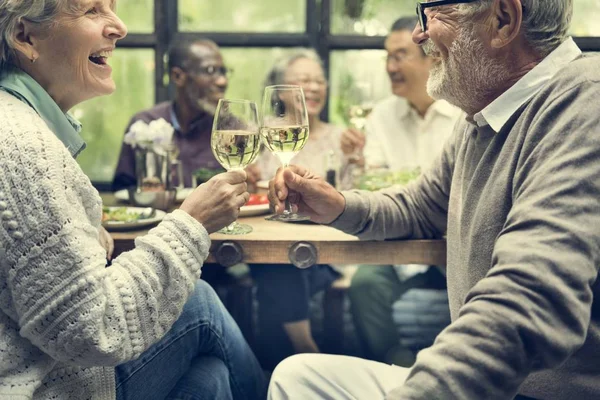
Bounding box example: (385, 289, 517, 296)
(74, 0, 600, 188)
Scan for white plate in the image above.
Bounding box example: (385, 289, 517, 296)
(114, 188, 193, 203)
(256, 180, 269, 190)
(239, 204, 270, 217)
(102, 207, 166, 231)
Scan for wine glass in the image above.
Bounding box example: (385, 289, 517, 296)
(260, 85, 310, 222)
(211, 99, 261, 234)
(347, 81, 374, 163)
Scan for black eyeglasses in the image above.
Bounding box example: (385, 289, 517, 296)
(416, 0, 479, 32)
(191, 65, 232, 79)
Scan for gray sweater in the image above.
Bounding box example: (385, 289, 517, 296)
(333, 55, 600, 399)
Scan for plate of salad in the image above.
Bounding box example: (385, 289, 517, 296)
(101, 207, 166, 231)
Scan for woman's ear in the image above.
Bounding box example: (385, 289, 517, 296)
(12, 19, 40, 62)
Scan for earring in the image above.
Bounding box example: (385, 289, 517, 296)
(30, 56, 37, 63)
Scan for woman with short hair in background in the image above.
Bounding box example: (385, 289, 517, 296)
(250, 49, 350, 370)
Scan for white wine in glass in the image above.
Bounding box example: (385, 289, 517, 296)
(347, 81, 374, 163)
(261, 85, 310, 222)
(212, 130, 261, 170)
(348, 104, 373, 131)
(211, 99, 261, 234)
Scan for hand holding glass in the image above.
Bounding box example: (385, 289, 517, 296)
(211, 99, 261, 234)
(261, 85, 310, 222)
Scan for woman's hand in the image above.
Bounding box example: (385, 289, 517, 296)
(341, 128, 365, 155)
(268, 165, 345, 224)
(180, 170, 249, 233)
(98, 226, 114, 261)
(341, 128, 366, 165)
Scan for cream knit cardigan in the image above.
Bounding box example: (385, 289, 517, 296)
(0, 90, 211, 399)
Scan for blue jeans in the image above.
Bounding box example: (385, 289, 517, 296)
(115, 280, 267, 400)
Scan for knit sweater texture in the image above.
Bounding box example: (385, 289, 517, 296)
(332, 55, 600, 399)
(0, 90, 210, 399)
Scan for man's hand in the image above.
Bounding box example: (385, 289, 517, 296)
(98, 226, 114, 261)
(268, 165, 346, 224)
(180, 170, 249, 233)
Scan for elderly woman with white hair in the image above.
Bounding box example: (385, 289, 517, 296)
(249, 49, 350, 370)
(0, 1, 266, 399)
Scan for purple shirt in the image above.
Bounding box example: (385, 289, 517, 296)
(113, 101, 221, 189)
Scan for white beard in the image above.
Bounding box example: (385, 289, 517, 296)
(424, 26, 511, 114)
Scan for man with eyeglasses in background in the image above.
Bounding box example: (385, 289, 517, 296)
(341, 16, 462, 171)
(341, 16, 462, 369)
(268, 0, 600, 399)
(113, 38, 240, 190)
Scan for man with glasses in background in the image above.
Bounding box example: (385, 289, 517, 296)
(268, 0, 600, 399)
(113, 39, 238, 190)
(341, 16, 462, 369)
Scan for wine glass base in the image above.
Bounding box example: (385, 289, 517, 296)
(217, 223, 253, 235)
(266, 213, 311, 222)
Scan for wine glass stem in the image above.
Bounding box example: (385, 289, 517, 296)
(282, 162, 294, 215)
(284, 198, 293, 215)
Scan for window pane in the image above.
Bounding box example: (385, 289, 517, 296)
(331, 0, 414, 35)
(178, 0, 306, 32)
(571, 0, 600, 36)
(331, 0, 600, 37)
(116, 0, 154, 33)
(329, 50, 391, 126)
(75, 50, 155, 183)
(221, 47, 307, 105)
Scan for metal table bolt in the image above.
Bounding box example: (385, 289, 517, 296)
(214, 241, 244, 267)
(288, 241, 318, 269)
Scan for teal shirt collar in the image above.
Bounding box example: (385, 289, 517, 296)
(0, 67, 86, 158)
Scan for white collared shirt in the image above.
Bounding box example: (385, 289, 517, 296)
(362, 96, 462, 279)
(364, 96, 464, 171)
(473, 37, 582, 132)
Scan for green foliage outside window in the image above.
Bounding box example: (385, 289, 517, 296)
(222, 48, 305, 106)
(75, 0, 600, 184)
(74, 50, 155, 182)
(116, 0, 153, 33)
(332, 0, 600, 36)
(572, 0, 600, 36)
(178, 0, 306, 32)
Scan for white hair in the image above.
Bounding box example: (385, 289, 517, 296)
(0, 0, 69, 71)
(265, 49, 324, 87)
(459, 0, 573, 57)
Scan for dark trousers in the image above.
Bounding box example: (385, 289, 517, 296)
(249, 263, 340, 370)
(348, 265, 447, 366)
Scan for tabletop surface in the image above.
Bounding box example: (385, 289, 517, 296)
(102, 192, 447, 266)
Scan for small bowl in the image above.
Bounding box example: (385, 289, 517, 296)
(127, 187, 177, 211)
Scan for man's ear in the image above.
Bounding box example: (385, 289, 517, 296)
(490, 0, 523, 49)
(12, 19, 41, 62)
(170, 67, 187, 87)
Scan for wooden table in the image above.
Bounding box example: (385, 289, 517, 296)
(104, 193, 446, 351)
(104, 192, 447, 266)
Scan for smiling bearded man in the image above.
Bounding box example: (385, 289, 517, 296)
(424, 21, 511, 116)
(266, 0, 600, 399)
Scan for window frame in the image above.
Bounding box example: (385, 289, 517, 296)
(98, 0, 600, 189)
